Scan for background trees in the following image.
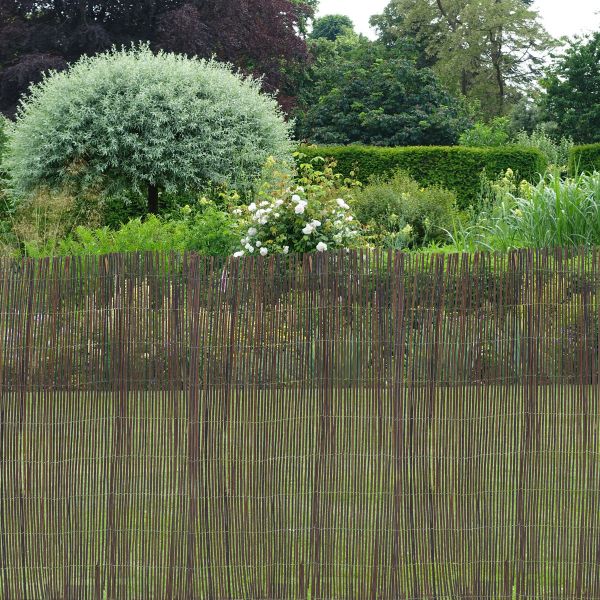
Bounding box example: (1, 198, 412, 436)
(370, 0, 554, 117)
(309, 14, 355, 41)
(295, 31, 470, 146)
(542, 32, 600, 144)
(0, 0, 311, 116)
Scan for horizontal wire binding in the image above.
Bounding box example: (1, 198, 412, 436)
(1, 248, 599, 599)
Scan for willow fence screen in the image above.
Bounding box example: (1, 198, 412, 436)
(0, 248, 599, 599)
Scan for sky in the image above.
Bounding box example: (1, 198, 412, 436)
(316, 0, 600, 40)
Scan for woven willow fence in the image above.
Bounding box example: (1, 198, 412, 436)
(0, 249, 599, 599)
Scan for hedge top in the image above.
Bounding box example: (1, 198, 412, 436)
(298, 144, 547, 207)
(569, 143, 600, 175)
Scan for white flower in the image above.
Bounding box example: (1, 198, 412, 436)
(291, 194, 302, 203)
(294, 202, 306, 214)
(233, 251, 244, 258)
(283, 246, 290, 254)
(232, 208, 243, 216)
(316, 242, 328, 252)
(302, 224, 314, 235)
(259, 201, 270, 207)
(260, 247, 268, 256)
(274, 212, 281, 218)
(310, 220, 321, 228)
(248, 203, 257, 212)
(245, 244, 254, 253)
(296, 186, 305, 193)
(275, 199, 284, 207)
(255, 240, 262, 247)
(346, 216, 353, 221)
(248, 227, 258, 237)
(336, 198, 350, 210)
(334, 220, 342, 228)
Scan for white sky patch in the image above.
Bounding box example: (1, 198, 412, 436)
(316, 0, 600, 41)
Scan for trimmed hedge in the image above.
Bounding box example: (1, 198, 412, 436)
(569, 144, 600, 175)
(298, 145, 546, 207)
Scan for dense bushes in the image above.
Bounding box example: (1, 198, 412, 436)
(298, 145, 546, 207)
(22, 204, 240, 258)
(232, 157, 362, 257)
(0, 117, 7, 194)
(569, 144, 600, 175)
(352, 171, 459, 248)
(451, 171, 600, 251)
(3, 46, 292, 214)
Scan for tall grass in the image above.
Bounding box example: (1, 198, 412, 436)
(450, 171, 600, 251)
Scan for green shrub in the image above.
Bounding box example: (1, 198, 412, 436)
(513, 127, 573, 170)
(569, 143, 600, 175)
(458, 117, 511, 147)
(4, 45, 292, 214)
(352, 171, 459, 248)
(451, 171, 600, 251)
(23, 202, 239, 258)
(298, 145, 546, 208)
(231, 156, 362, 256)
(0, 116, 9, 221)
(0, 116, 7, 158)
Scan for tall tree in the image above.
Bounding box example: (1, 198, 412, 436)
(310, 14, 354, 41)
(0, 0, 312, 116)
(541, 32, 600, 143)
(371, 0, 554, 117)
(295, 35, 471, 146)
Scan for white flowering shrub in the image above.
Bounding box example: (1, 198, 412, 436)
(232, 156, 362, 256)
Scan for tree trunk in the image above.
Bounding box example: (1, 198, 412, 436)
(148, 184, 159, 215)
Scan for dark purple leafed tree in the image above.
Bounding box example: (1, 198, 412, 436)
(0, 0, 311, 116)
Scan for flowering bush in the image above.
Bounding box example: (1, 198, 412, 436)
(232, 156, 362, 256)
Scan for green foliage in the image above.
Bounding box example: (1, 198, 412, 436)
(371, 0, 554, 117)
(460, 118, 573, 169)
(451, 170, 600, 251)
(310, 15, 355, 40)
(459, 118, 511, 147)
(513, 127, 573, 170)
(295, 37, 471, 146)
(569, 144, 600, 175)
(23, 202, 240, 258)
(6, 187, 104, 256)
(298, 145, 547, 208)
(0, 116, 7, 158)
(0, 116, 8, 214)
(232, 156, 362, 256)
(542, 32, 600, 143)
(352, 171, 459, 248)
(3, 45, 292, 212)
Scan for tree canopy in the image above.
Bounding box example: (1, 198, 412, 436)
(0, 0, 312, 116)
(295, 36, 471, 146)
(3, 46, 292, 212)
(371, 0, 554, 117)
(542, 32, 600, 143)
(310, 15, 355, 41)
